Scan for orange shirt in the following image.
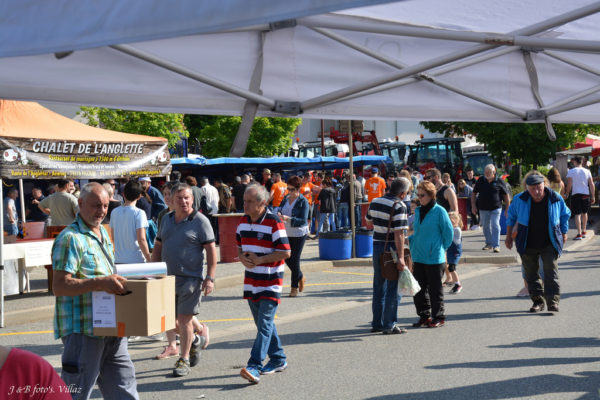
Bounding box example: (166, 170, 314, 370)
(366, 176, 386, 202)
(300, 182, 315, 205)
(270, 181, 288, 207)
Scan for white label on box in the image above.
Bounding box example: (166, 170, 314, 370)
(92, 291, 116, 328)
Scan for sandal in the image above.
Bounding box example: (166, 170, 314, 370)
(155, 346, 179, 360)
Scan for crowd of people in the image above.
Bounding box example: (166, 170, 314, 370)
(2, 153, 598, 396)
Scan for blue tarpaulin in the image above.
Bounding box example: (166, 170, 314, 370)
(171, 155, 391, 176)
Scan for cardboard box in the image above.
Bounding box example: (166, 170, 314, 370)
(93, 275, 175, 337)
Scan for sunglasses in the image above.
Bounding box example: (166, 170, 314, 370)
(417, 193, 428, 198)
(288, 187, 298, 191)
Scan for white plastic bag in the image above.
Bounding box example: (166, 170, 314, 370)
(398, 269, 421, 296)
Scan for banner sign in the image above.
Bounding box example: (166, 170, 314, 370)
(0, 137, 171, 179)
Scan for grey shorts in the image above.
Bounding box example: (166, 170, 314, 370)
(175, 276, 203, 316)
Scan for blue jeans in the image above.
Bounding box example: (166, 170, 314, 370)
(318, 212, 336, 233)
(247, 299, 286, 368)
(479, 208, 502, 247)
(61, 333, 138, 400)
(337, 203, 349, 229)
(285, 235, 307, 288)
(371, 241, 401, 330)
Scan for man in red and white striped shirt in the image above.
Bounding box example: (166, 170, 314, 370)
(236, 184, 291, 384)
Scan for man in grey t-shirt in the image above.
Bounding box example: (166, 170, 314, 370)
(39, 179, 78, 226)
(152, 183, 217, 377)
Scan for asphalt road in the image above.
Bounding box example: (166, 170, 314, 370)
(2, 236, 600, 399)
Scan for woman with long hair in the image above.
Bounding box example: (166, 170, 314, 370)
(547, 167, 565, 196)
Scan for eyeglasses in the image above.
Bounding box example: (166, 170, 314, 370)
(423, 176, 431, 180)
(288, 187, 298, 191)
(417, 193, 428, 198)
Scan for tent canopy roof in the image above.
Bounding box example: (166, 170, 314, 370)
(0, 100, 166, 143)
(0, 1, 599, 126)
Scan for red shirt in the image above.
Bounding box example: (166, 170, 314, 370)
(0, 348, 71, 399)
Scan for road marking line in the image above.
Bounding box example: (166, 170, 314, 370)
(0, 330, 53, 336)
(323, 270, 372, 276)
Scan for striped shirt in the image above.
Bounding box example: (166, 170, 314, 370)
(52, 215, 115, 339)
(367, 194, 409, 242)
(236, 211, 290, 304)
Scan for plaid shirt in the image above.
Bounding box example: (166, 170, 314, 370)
(52, 214, 114, 339)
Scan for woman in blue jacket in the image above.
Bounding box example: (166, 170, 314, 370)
(408, 181, 454, 328)
(276, 175, 310, 297)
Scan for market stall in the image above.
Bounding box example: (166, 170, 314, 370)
(0, 100, 170, 327)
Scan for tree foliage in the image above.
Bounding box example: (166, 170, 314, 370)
(420, 122, 597, 168)
(79, 107, 187, 147)
(184, 115, 302, 158)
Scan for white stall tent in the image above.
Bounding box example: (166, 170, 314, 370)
(0, 0, 598, 125)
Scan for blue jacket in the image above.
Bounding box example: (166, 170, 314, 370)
(506, 188, 570, 256)
(408, 203, 454, 264)
(276, 194, 309, 228)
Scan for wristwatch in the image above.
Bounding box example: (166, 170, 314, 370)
(205, 276, 215, 283)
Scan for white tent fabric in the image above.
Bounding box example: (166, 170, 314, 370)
(0, 0, 599, 124)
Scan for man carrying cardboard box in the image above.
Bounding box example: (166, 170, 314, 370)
(152, 183, 217, 377)
(52, 182, 138, 400)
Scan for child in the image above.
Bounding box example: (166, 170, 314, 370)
(446, 212, 463, 294)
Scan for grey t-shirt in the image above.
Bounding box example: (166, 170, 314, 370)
(39, 191, 78, 226)
(157, 210, 215, 278)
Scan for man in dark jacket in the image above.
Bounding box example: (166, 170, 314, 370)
(505, 172, 570, 313)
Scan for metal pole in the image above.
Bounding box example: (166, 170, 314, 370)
(1, 180, 5, 327)
(18, 179, 26, 224)
(348, 121, 355, 258)
(110, 44, 276, 109)
(301, 14, 600, 53)
(301, 1, 600, 110)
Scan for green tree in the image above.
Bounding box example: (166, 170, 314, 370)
(184, 115, 301, 158)
(420, 122, 596, 168)
(79, 107, 187, 147)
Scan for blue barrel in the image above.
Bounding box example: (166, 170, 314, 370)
(355, 229, 373, 258)
(319, 231, 352, 260)
(500, 208, 507, 235)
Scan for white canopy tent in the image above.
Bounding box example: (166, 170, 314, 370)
(0, 0, 599, 127)
(1, 0, 600, 326)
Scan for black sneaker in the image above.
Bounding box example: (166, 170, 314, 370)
(173, 358, 191, 377)
(450, 283, 463, 294)
(428, 318, 445, 328)
(189, 334, 201, 367)
(529, 301, 545, 313)
(412, 317, 432, 328)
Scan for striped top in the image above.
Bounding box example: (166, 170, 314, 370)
(236, 211, 290, 303)
(367, 194, 408, 242)
(52, 215, 115, 339)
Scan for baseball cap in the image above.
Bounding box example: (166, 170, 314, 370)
(371, 167, 379, 173)
(525, 174, 544, 185)
(138, 177, 151, 182)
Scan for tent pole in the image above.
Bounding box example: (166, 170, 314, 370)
(110, 44, 276, 109)
(310, 27, 526, 118)
(1, 180, 5, 327)
(230, 32, 265, 157)
(18, 179, 26, 224)
(301, 1, 600, 110)
(543, 50, 600, 77)
(542, 93, 600, 117)
(540, 84, 600, 112)
(323, 47, 520, 106)
(348, 121, 355, 258)
(301, 14, 600, 53)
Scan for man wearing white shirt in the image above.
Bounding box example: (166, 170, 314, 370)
(564, 156, 595, 240)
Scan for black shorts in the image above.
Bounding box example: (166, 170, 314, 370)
(570, 194, 591, 215)
(447, 263, 457, 272)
